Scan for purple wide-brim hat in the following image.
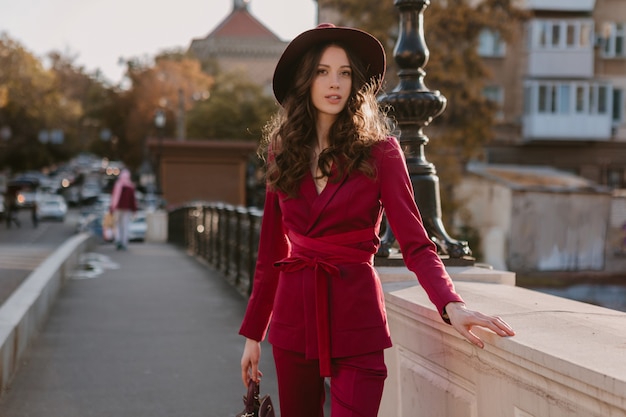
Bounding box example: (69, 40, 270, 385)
(272, 23, 386, 105)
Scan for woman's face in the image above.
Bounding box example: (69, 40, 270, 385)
(310, 45, 352, 123)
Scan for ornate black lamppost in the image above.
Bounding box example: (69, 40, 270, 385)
(378, 0, 472, 262)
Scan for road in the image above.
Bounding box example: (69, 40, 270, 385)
(0, 207, 84, 305)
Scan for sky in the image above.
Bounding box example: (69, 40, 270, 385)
(0, 0, 317, 85)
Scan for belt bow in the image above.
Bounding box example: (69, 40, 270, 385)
(274, 228, 374, 377)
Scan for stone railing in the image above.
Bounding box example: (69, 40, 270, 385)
(0, 233, 94, 392)
(378, 270, 626, 417)
(168, 203, 626, 416)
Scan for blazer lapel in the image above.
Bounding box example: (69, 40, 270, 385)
(305, 167, 348, 234)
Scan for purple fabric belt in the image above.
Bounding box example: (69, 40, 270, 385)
(274, 228, 374, 377)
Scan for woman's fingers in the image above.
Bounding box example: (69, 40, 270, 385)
(241, 367, 249, 387)
(473, 313, 516, 337)
(241, 362, 263, 387)
(446, 303, 516, 348)
(241, 338, 263, 386)
(489, 316, 516, 336)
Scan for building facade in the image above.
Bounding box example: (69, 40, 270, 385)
(187, 0, 288, 94)
(481, 0, 626, 189)
(317, 0, 626, 189)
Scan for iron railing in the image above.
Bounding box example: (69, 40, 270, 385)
(168, 202, 263, 296)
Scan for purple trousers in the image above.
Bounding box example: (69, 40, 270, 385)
(272, 346, 387, 417)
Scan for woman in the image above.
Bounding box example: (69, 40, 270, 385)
(110, 169, 137, 250)
(239, 24, 515, 417)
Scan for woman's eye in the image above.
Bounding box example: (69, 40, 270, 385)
(341, 70, 352, 77)
(317, 68, 327, 75)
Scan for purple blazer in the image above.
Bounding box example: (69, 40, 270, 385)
(239, 136, 463, 375)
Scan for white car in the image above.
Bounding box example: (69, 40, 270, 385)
(37, 195, 68, 221)
(128, 211, 147, 242)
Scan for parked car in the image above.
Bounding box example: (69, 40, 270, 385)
(37, 195, 68, 221)
(128, 211, 147, 242)
(9, 176, 41, 208)
(80, 180, 101, 204)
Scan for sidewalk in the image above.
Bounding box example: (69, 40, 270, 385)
(0, 241, 280, 417)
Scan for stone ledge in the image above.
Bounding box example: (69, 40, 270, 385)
(376, 264, 516, 285)
(379, 279, 626, 417)
(0, 234, 94, 393)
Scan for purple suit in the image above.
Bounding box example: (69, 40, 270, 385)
(239, 136, 463, 376)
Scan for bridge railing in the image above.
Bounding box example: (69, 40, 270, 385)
(168, 202, 262, 297)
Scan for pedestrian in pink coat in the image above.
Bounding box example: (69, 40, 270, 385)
(110, 169, 137, 250)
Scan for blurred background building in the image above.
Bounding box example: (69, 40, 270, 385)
(187, 0, 287, 95)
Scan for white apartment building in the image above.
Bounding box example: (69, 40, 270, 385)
(482, 0, 626, 189)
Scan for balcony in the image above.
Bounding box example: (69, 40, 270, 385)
(527, 19, 595, 78)
(523, 80, 614, 141)
(527, 48, 594, 78)
(523, 112, 612, 140)
(524, 0, 595, 12)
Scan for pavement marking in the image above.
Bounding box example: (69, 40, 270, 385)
(71, 252, 120, 279)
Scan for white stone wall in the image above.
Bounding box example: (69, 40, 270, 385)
(455, 173, 612, 273)
(455, 176, 512, 271)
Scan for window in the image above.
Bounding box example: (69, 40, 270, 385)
(612, 89, 624, 123)
(539, 22, 549, 47)
(598, 86, 608, 114)
(532, 19, 594, 50)
(552, 23, 561, 47)
(580, 23, 592, 47)
(528, 81, 612, 116)
(576, 86, 586, 113)
(550, 85, 557, 113)
(537, 84, 558, 114)
(478, 29, 506, 57)
(538, 85, 549, 113)
(603, 22, 626, 57)
(589, 85, 596, 113)
(566, 23, 576, 47)
(558, 85, 570, 114)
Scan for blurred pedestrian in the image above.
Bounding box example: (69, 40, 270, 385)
(31, 201, 38, 228)
(238, 23, 515, 417)
(110, 169, 137, 250)
(4, 189, 20, 229)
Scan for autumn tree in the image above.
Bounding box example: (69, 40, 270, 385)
(48, 50, 120, 161)
(186, 69, 277, 141)
(0, 34, 84, 172)
(120, 52, 215, 170)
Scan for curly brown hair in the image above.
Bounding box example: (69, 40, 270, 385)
(259, 42, 391, 198)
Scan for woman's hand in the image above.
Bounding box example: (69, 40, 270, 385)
(240, 338, 263, 386)
(444, 302, 515, 349)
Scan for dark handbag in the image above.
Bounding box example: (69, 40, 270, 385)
(236, 379, 275, 417)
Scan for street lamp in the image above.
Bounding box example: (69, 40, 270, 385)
(153, 109, 166, 194)
(154, 109, 166, 131)
(376, 0, 472, 263)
